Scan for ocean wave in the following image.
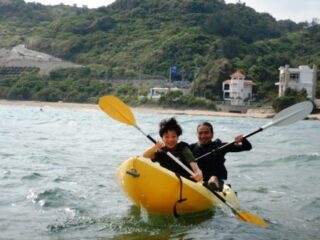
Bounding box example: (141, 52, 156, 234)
(238, 153, 320, 168)
(22, 172, 43, 180)
(47, 204, 214, 237)
(298, 197, 320, 212)
(0, 152, 15, 158)
(26, 187, 79, 208)
(272, 153, 320, 165)
(47, 209, 96, 233)
(1, 169, 11, 179)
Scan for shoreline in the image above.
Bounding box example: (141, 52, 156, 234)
(1, 99, 319, 120)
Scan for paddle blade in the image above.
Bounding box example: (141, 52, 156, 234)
(272, 101, 313, 127)
(99, 95, 136, 126)
(237, 211, 269, 228)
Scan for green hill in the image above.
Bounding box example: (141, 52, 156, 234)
(0, 0, 319, 105)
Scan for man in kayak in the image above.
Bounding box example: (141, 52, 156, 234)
(143, 117, 203, 182)
(190, 122, 252, 191)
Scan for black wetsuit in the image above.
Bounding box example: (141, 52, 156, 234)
(190, 138, 252, 181)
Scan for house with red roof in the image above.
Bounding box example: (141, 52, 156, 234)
(222, 71, 255, 105)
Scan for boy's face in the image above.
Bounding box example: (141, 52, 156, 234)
(162, 130, 178, 150)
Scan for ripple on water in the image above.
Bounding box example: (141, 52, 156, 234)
(22, 172, 43, 180)
(238, 153, 320, 168)
(298, 197, 320, 214)
(0, 152, 15, 158)
(46, 205, 216, 239)
(26, 187, 82, 208)
(1, 169, 11, 179)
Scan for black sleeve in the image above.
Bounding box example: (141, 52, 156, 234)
(225, 138, 252, 152)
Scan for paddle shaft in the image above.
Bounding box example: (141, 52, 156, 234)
(204, 183, 240, 216)
(134, 125, 196, 177)
(195, 128, 262, 161)
(196, 104, 311, 161)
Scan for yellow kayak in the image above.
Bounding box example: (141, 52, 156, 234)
(116, 156, 240, 216)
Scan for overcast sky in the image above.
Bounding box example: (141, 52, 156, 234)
(24, 0, 319, 23)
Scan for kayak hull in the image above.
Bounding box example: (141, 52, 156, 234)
(116, 157, 240, 215)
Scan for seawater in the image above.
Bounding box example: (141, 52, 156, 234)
(0, 104, 319, 240)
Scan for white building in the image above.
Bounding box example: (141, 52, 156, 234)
(222, 71, 255, 105)
(276, 65, 317, 100)
(147, 87, 180, 100)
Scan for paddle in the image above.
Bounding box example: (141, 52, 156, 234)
(203, 182, 269, 227)
(98, 95, 190, 172)
(99, 95, 269, 228)
(196, 101, 313, 161)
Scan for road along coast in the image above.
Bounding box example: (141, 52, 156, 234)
(1, 100, 319, 120)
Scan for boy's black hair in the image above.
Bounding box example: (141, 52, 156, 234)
(159, 117, 182, 137)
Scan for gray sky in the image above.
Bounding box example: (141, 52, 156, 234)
(226, 0, 319, 23)
(25, 0, 319, 23)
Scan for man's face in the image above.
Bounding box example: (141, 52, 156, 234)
(197, 125, 213, 145)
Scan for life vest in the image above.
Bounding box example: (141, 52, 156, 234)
(153, 141, 193, 180)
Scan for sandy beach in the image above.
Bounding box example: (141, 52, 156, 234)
(1, 99, 319, 120)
